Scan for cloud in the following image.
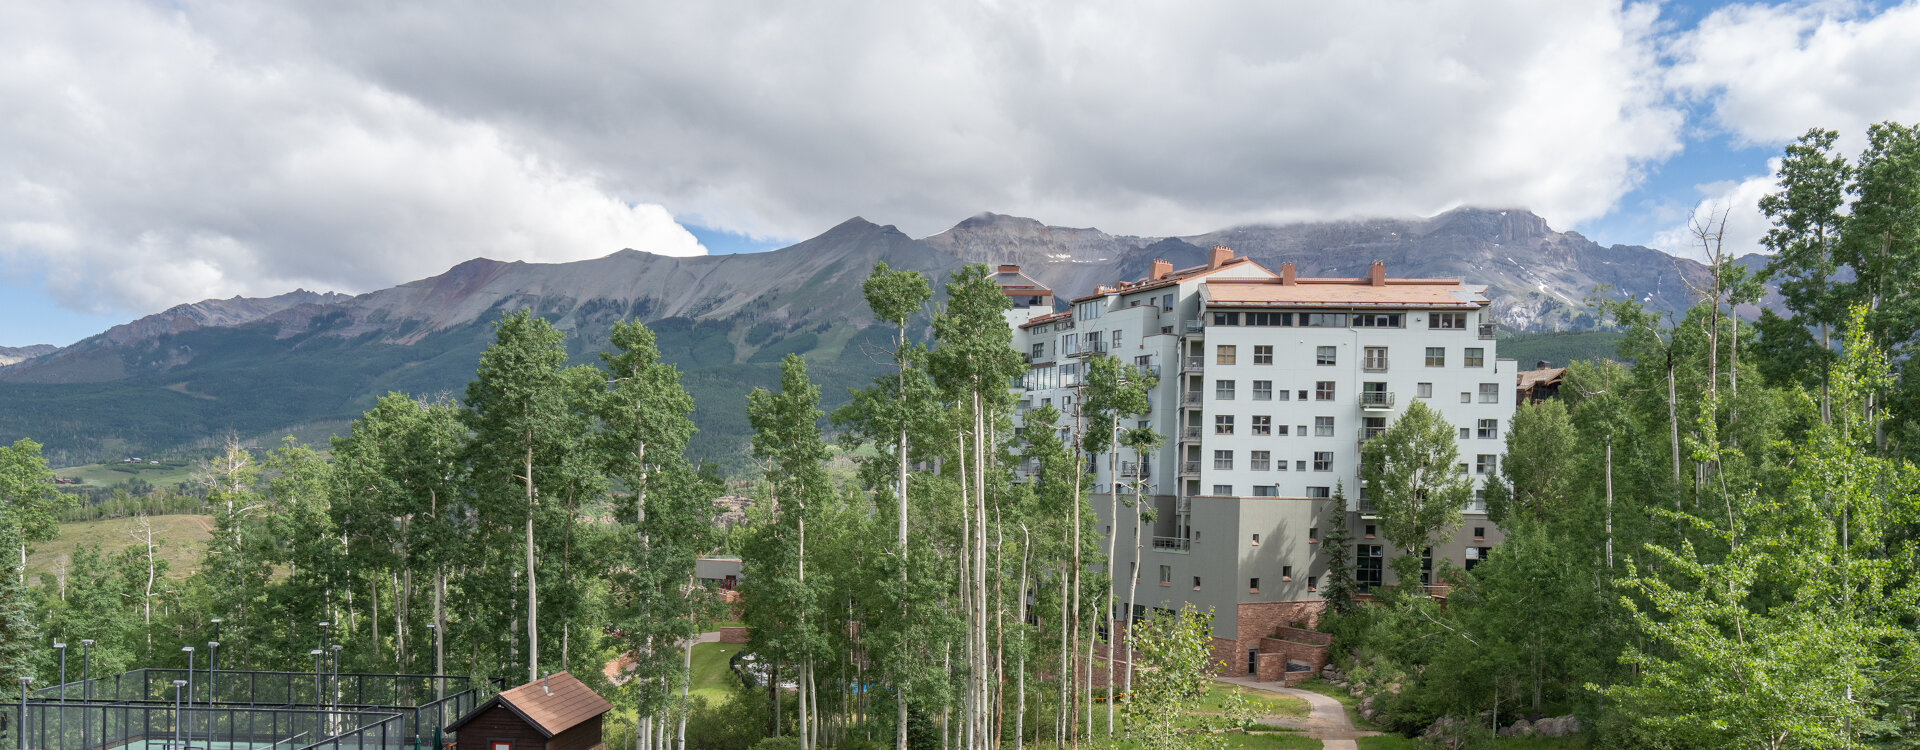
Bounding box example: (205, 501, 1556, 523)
(1648, 165, 1782, 261)
(1653, 0, 1920, 261)
(191, 0, 1686, 238)
(0, 0, 705, 316)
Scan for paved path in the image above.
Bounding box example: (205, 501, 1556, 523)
(1215, 675, 1369, 750)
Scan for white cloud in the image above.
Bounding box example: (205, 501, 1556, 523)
(187, 0, 1686, 238)
(1648, 165, 1781, 261)
(0, 0, 704, 317)
(1653, 0, 1920, 262)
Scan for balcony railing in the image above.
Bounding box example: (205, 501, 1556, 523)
(1183, 320, 1204, 335)
(1181, 392, 1203, 407)
(1359, 391, 1395, 410)
(1357, 500, 1380, 517)
(1180, 426, 1202, 441)
(1179, 460, 1201, 475)
(1120, 461, 1151, 479)
(1479, 323, 1497, 340)
(1069, 341, 1107, 358)
(1151, 536, 1191, 552)
(1181, 356, 1204, 373)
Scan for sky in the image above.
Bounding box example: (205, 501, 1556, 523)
(3, 0, 1918, 347)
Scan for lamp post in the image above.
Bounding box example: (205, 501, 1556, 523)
(329, 644, 342, 709)
(181, 646, 195, 715)
(207, 641, 220, 703)
(310, 650, 324, 705)
(53, 643, 65, 749)
(171, 680, 186, 750)
(17, 676, 31, 750)
(80, 639, 93, 750)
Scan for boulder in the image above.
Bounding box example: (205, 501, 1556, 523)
(1508, 718, 1533, 736)
(1533, 716, 1581, 737)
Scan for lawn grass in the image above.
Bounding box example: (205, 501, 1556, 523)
(1356, 735, 1585, 749)
(27, 514, 212, 584)
(688, 641, 744, 704)
(56, 460, 199, 489)
(700, 619, 744, 632)
(1198, 683, 1310, 719)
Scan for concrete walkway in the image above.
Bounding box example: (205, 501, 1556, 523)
(1216, 675, 1370, 750)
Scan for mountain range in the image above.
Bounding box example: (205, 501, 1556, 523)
(0, 207, 1757, 470)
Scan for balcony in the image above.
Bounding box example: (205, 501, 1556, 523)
(1179, 460, 1201, 475)
(1479, 323, 1497, 340)
(1181, 392, 1203, 407)
(1182, 320, 1204, 336)
(1181, 356, 1204, 373)
(1068, 340, 1107, 358)
(1120, 461, 1151, 479)
(1150, 536, 1191, 552)
(1357, 500, 1380, 518)
(1179, 426, 1202, 442)
(1359, 391, 1396, 411)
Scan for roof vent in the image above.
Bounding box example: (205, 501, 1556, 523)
(1368, 261, 1386, 286)
(543, 673, 552, 696)
(1207, 245, 1233, 270)
(1149, 259, 1172, 281)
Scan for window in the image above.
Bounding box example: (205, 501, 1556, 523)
(1253, 380, 1273, 400)
(1277, 424, 1291, 437)
(1417, 382, 1433, 398)
(1252, 415, 1272, 436)
(1296, 460, 1307, 471)
(1357, 545, 1383, 591)
(1252, 485, 1279, 497)
(1364, 524, 1376, 537)
(1253, 345, 1273, 365)
(1252, 533, 1261, 546)
(1112, 329, 1123, 348)
(1212, 311, 1241, 326)
(1216, 379, 1236, 400)
(1459, 427, 1471, 440)
(1213, 450, 1233, 470)
(1477, 454, 1497, 475)
(1282, 566, 1293, 580)
(1474, 526, 1486, 539)
(1461, 391, 1473, 403)
(1217, 345, 1237, 365)
(1315, 381, 1335, 401)
(1162, 293, 1174, 311)
(1250, 577, 1261, 591)
(1315, 417, 1335, 437)
(1316, 346, 1337, 365)
(1306, 486, 1331, 499)
(1250, 450, 1271, 470)
(1363, 346, 1389, 371)
(1076, 300, 1102, 320)
(1425, 347, 1446, 367)
(1159, 565, 1171, 585)
(1313, 451, 1333, 471)
(1308, 575, 1319, 591)
(1430, 312, 1467, 329)
(1246, 311, 1292, 326)
(1304, 313, 1347, 327)
(1215, 415, 1235, 434)
(1363, 417, 1387, 440)
(1212, 485, 1233, 496)
(492, 742, 515, 750)
(1193, 576, 1202, 589)
(1353, 313, 1402, 328)
(1308, 527, 1319, 542)
(1031, 342, 1044, 360)
(1479, 383, 1501, 404)
(1465, 347, 1485, 367)
(1478, 419, 1499, 439)
(1458, 462, 1470, 474)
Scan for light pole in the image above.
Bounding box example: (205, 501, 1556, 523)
(17, 676, 31, 750)
(329, 644, 342, 709)
(171, 680, 186, 750)
(53, 643, 65, 749)
(310, 649, 324, 706)
(181, 645, 195, 718)
(207, 641, 220, 703)
(80, 639, 93, 750)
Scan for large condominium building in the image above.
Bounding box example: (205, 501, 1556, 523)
(1004, 246, 1516, 677)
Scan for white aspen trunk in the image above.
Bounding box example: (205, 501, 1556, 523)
(526, 439, 540, 683)
(1125, 475, 1144, 693)
(956, 429, 972, 750)
(1068, 403, 1084, 747)
(435, 567, 446, 699)
(1604, 441, 1616, 570)
(798, 482, 810, 750)
(1056, 556, 1067, 749)
(973, 398, 989, 750)
(1016, 525, 1030, 750)
(1103, 430, 1119, 735)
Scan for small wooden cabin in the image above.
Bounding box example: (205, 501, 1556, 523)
(448, 672, 612, 750)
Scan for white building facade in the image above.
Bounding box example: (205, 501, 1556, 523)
(1005, 247, 1516, 675)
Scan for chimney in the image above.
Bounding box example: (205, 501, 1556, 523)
(1280, 263, 1296, 286)
(1368, 261, 1385, 286)
(997, 264, 1021, 274)
(1149, 259, 1172, 281)
(1536, 360, 1550, 370)
(1207, 245, 1233, 270)
(543, 673, 552, 696)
